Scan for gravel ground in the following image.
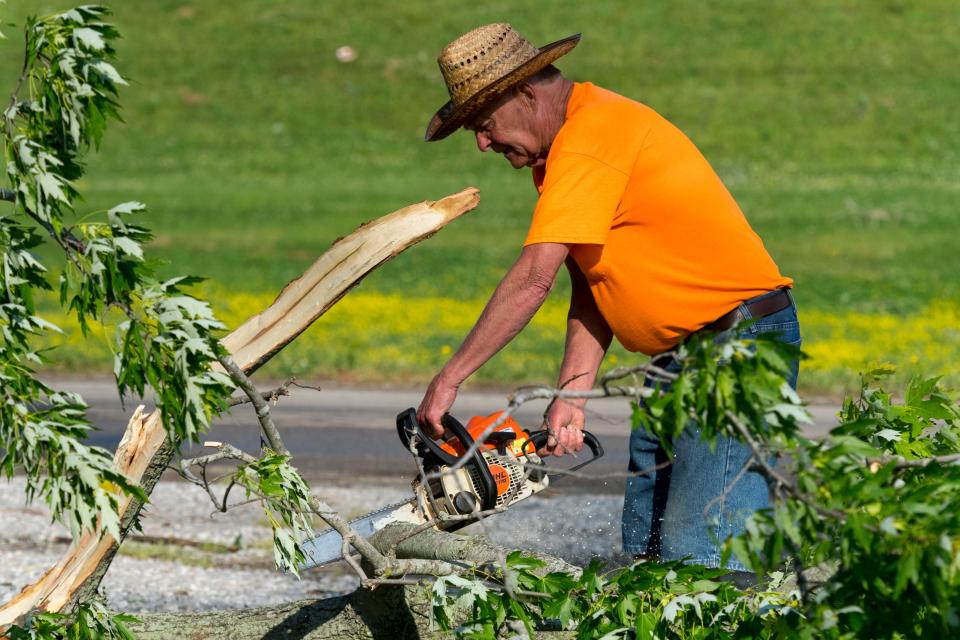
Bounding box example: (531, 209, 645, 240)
(1, 477, 628, 613)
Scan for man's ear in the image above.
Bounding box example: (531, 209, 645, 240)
(515, 81, 538, 109)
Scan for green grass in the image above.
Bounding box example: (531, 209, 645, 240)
(118, 540, 224, 569)
(2, 0, 958, 394)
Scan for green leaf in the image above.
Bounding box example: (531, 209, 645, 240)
(73, 27, 106, 50)
(905, 375, 941, 406)
(635, 611, 657, 639)
(36, 171, 68, 203)
(875, 428, 901, 442)
(506, 550, 546, 571)
(90, 60, 128, 85)
(865, 364, 897, 380)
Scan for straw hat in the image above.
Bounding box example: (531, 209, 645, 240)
(425, 23, 580, 141)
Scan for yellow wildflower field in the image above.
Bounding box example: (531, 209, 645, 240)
(37, 287, 960, 396)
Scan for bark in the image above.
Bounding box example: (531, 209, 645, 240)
(128, 524, 576, 639)
(372, 523, 581, 578)
(0, 189, 479, 633)
(128, 590, 572, 640)
(128, 592, 432, 640)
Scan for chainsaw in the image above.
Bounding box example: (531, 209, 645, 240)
(298, 407, 604, 570)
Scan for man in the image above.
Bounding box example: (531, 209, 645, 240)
(416, 23, 800, 570)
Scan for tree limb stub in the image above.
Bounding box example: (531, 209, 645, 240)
(0, 188, 479, 632)
(220, 188, 480, 375)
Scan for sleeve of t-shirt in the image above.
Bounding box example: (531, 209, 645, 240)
(524, 150, 629, 246)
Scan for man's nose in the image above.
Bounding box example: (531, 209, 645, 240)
(475, 130, 492, 152)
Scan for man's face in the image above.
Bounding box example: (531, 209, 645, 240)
(466, 90, 545, 169)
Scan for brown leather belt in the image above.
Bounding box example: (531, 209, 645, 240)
(705, 289, 792, 333)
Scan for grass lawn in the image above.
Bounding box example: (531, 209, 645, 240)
(2, 0, 958, 397)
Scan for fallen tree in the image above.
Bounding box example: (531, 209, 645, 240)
(0, 184, 479, 630)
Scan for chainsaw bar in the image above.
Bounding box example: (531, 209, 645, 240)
(298, 498, 424, 570)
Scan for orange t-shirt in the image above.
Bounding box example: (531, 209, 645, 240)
(525, 82, 792, 355)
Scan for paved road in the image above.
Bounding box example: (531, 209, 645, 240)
(59, 378, 840, 495)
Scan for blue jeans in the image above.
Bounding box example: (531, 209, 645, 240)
(621, 289, 801, 571)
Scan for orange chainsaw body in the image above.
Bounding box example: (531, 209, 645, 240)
(437, 412, 537, 459)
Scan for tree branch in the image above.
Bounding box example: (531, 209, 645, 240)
(218, 354, 289, 456)
(724, 410, 851, 524)
(881, 453, 960, 470)
(307, 496, 391, 575)
(175, 444, 259, 512)
(434, 374, 658, 477)
(227, 378, 295, 407)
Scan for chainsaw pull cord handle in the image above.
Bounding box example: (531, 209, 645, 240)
(524, 429, 604, 475)
(396, 408, 498, 512)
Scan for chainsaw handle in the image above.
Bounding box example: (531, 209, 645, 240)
(526, 429, 604, 473)
(396, 409, 498, 512)
(396, 408, 457, 465)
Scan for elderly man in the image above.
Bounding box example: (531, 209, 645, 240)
(416, 23, 800, 571)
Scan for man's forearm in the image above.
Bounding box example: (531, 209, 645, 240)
(441, 243, 569, 385)
(557, 318, 611, 394)
(441, 271, 549, 384)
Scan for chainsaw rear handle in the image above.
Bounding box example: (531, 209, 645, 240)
(526, 429, 604, 473)
(396, 408, 498, 512)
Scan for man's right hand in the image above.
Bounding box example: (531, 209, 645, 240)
(540, 399, 586, 457)
(417, 371, 460, 439)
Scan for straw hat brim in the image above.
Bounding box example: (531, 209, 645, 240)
(425, 33, 581, 142)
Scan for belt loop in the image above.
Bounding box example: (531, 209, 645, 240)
(785, 287, 797, 309)
(737, 299, 757, 334)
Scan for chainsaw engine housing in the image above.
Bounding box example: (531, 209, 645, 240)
(415, 413, 549, 526)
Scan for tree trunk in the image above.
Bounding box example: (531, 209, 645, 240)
(0, 189, 479, 633)
(128, 591, 433, 640)
(370, 523, 581, 577)
(129, 589, 573, 640)
(128, 524, 576, 639)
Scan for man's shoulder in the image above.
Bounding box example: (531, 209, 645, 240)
(568, 83, 659, 125)
(553, 83, 660, 161)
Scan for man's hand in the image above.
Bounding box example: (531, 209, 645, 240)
(417, 372, 459, 439)
(540, 399, 585, 457)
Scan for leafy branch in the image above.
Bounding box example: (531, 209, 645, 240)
(0, 5, 235, 557)
(429, 331, 960, 638)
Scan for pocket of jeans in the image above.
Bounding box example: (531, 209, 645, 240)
(753, 318, 800, 344)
